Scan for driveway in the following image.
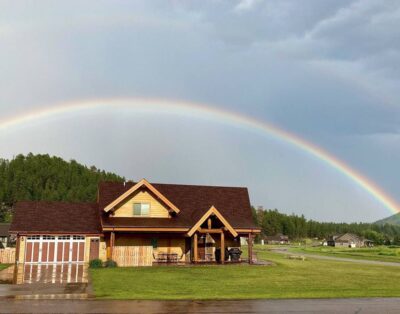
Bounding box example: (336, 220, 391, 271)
(1, 298, 400, 313)
(0, 263, 91, 299)
(270, 247, 400, 267)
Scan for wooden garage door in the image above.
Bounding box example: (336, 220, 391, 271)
(25, 235, 85, 264)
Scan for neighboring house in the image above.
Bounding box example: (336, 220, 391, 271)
(364, 239, 374, 247)
(10, 179, 260, 266)
(327, 233, 365, 248)
(264, 234, 289, 245)
(327, 235, 340, 247)
(0, 223, 10, 248)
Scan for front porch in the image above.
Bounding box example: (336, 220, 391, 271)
(105, 229, 255, 266)
(104, 205, 258, 267)
(191, 229, 255, 264)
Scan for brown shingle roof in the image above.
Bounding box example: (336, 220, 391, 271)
(99, 181, 258, 229)
(10, 181, 258, 234)
(335, 233, 362, 243)
(10, 201, 101, 234)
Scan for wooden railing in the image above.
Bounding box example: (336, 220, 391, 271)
(111, 246, 153, 267)
(0, 248, 16, 264)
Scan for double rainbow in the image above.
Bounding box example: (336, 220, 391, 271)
(1, 98, 398, 214)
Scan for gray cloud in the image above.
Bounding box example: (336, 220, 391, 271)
(0, 0, 399, 221)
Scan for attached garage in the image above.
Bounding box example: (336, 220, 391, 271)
(10, 201, 102, 265)
(25, 235, 86, 264)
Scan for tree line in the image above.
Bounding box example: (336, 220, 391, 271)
(0, 153, 124, 222)
(1, 153, 399, 245)
(253, 208, 400, 245)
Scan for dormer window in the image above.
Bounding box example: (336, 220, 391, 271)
(133, 203, 150, 216)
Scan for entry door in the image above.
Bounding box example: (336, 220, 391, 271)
(89, 238, 100, 260)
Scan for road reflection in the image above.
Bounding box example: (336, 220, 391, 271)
(12, 263, 88, 284)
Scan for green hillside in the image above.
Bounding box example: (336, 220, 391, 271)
(0, 153, 124, 222)
(375, 213, 400, 226)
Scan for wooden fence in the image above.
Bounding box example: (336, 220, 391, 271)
(0, 248, 16, 264)
(112, 246, 153, 267)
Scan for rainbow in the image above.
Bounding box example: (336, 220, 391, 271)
(0, 98, 398, 214)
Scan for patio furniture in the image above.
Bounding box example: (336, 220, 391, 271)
(154, 252, 182, 263)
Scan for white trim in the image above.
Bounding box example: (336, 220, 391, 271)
(25, 235, 86, 264)
(104, 179, 180, 213)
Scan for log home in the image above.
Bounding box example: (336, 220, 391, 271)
(10, 179, 260, 266)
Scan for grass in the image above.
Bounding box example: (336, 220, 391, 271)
(0, 264, 11, 271)
(289, 245, 400, 263)
(90, 250, 400, 300)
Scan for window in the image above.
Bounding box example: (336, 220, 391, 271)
(73, 235, 85, 240)
(133, 203, 150, 216)
(43, 235, 55, 240)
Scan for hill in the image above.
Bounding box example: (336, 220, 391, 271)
(0, 153, 124, 222)
(375, 213, 400, 226)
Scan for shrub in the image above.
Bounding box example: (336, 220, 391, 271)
(89, 259, 103, 268)
(105, 259, 117, 268)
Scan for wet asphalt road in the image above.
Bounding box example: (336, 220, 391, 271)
(1, 298, 400, 314)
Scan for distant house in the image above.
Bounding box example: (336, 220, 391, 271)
(327, 235, 340, 247)
(327, 233, 368, 248)
(0, 223, 10, 248)
(264, 234, 289, 245)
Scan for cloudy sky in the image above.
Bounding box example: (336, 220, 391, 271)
(0, 0, 399, 222)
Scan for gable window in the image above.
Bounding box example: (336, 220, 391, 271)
(133, 203, 150, 216)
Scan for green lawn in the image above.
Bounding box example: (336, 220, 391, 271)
(0, 264, 11, 271)
(289, 245, 400, 263)
(90, 250, 400, 300)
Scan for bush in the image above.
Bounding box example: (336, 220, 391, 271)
(89, 259, 103, 268)
(105, 259, 117, 268)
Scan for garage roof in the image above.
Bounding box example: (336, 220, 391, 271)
(10, 201, 101, 234)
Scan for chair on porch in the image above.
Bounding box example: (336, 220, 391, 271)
(153, 252, 184, 263)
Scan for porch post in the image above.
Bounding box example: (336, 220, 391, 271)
(221, 231, 225, 264)
(193, 232, 198, 263)
(248, 233, 253, 264)
(15, 235, 20, 264)
(110, 231, 115, 260)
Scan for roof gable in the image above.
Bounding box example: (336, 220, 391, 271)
(336, 233, 361, 242)
(187, 206, 238, 237)
(104, 179, 180, 214)
(112, 188, 170, 218)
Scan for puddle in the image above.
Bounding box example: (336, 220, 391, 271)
(9, 263, 88, 284)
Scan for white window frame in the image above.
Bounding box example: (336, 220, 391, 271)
(133, 202, 150, 217)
